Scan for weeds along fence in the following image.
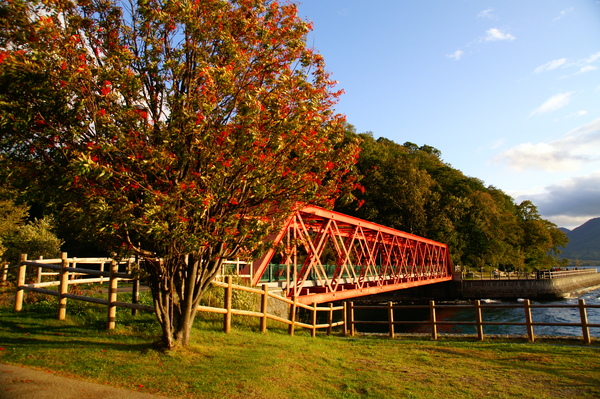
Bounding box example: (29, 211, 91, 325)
(347, 300, 600, 344)
(9, 254, 345, 336)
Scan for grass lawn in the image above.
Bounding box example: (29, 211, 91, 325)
(1, 286, 599, 399)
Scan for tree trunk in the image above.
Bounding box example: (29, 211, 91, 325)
(145, 250, 224, 349)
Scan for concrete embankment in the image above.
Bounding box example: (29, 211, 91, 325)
(458, 273, 600, 300)
(374, 272, 600, 302)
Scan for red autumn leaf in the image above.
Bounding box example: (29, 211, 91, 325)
(101, 81, 111, 95)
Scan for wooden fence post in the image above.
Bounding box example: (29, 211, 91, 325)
(388, 302, 395, 338)
(70, 257, 77, 280)
(224, 275, 233, 333)
(101, 261, 108, 283)
(14, 254, 27, 312)
(579, 299, 591, 344)
(342, 302, 348, 336)
(260, 283, 268, 333)
(57, 253, 69, 320)
(475, 300, 484, 341)
(288, 296, 297, 336)
(1, 262, 8, 283)
(349, 301, 355, 337)
(131, 257, 139, 316)
(311, 302, 318, 337)
(327, 303, 333, 336)
(36, 256, 43, 284)
(131, 278, 140, 316)
(524, 299, 535, 342)
(430, 300, 438, 340)
(106, 260, 118, 329)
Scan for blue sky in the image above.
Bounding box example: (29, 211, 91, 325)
(295, 1, 600, 230)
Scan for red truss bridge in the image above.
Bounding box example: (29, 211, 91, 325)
(241, 205, 453, 304)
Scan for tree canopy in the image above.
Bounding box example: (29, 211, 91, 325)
(0, 0, 360, 348)
(336, 132, 568, 272)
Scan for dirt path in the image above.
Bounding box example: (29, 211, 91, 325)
(0, 364, 170, 399)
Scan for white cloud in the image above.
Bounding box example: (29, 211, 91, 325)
(447, 50, 464, 61)
(529, 92, 574, 116)
(491, 138, 505, 149)
(534, 58, 567, 73)
(533, 52, 600, 76)
(585, 52, 600, 64)
(553, 8, 574, 22)
(566, 110, 588, 118)
(483, 28, 515, 42)
(494, 118, 600, 172)
(477, 9, 495, 19)
(578, 65, 597, 73)
(496, 143, 579, 172)
(516, 171, 600, 229)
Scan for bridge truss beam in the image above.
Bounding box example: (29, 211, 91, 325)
(247, 206, 453, 304)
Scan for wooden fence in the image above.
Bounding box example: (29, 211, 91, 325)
(13, 254, 152, 329)
(205, 278, 345, 337)
(347, 300, 600, 344)
(10, 254, 345, 336)
(8, 254, 600, 343)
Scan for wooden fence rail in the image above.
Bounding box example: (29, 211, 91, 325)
(347, 300, 600, 344)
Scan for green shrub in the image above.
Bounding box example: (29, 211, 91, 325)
(2, 216, 63, 264)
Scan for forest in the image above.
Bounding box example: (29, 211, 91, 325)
(335, 127, 568, 273)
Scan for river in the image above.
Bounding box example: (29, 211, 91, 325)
(353, 267, 600, 339)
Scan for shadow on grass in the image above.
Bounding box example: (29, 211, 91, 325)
(0, 308, 162, 354)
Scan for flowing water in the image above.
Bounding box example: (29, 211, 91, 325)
(353, 267, 600, 338)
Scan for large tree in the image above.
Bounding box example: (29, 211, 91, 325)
(0, 0, 360, 348)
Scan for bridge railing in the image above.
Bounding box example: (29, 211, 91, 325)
(538, 268, 598, 279)
(461, 268, 598, 280)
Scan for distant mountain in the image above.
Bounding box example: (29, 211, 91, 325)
(558, 227, 570, 235)
(559, 218, 600, 261)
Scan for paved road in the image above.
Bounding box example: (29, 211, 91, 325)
(0, 364, 170, 399)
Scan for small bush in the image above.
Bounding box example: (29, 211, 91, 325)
(2, 216, 63, 265)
